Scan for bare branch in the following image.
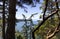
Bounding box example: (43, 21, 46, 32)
(43, 0, 48, 20)
(46, 23, 60, 39)
(55, 0, 60, 28)
(32, 9, 58, 39)
(29, 13, 38, 19)
(47, 29, 51, 36)
(22, 14, 26, 19)
(46, 0, 60, 38)
(32, 0, 60, 39)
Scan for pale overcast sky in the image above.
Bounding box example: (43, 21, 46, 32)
(16, 3, 42, 21)
(0, 0, 43, 21)
(16, 0, 43, 21)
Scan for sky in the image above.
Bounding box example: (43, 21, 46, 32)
(0, 0, 43, 31)
(16, 2, 43, 31)
(0, 0, 43, 21)
(16, 0, 43, 21)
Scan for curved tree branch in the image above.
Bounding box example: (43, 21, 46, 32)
(32, 9, 58, 39)
(46, 23, 60, 39)
(46, 0, 60, 39)
(32, 0, 60, 39)
(55, 0, 60, 28)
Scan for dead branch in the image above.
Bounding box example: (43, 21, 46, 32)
(32, 0, 59, 39)
(46, 0, 60, 39)
(47, 29, 51, 36)
(32, 9, 58, 39)
(46, 23, 60, 39)
(43, 0, 48, 20)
